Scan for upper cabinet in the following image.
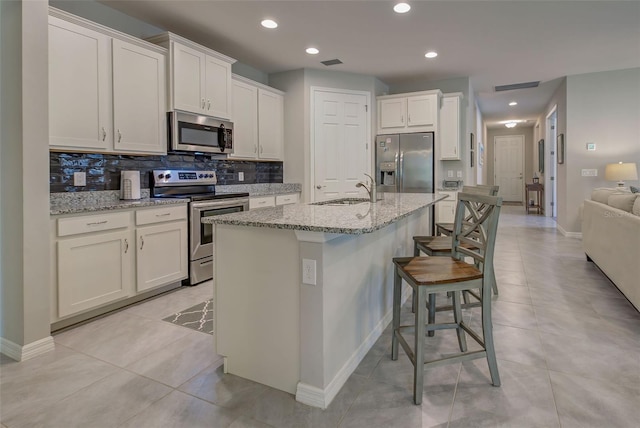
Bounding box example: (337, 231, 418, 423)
(230, 75, 284, 161)
(48, 9, 167, 155)
(147, 33, 235, 120)
(377, 90, 441, 134)
(439, 93, 463, 160)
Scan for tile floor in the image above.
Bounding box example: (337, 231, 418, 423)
(1, 206, 639, 427)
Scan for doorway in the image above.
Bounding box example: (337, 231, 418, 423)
(546, 107, 558, 218)
(310, 87, 370, 201)
(494, 135, 525, 202)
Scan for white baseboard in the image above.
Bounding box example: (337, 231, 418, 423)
(0, 336, 55, 361)
(557, 224, 582, 239)
(296, 286, 411, 409)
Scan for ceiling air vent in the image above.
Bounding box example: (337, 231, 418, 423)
(321, 59, 343, 66)
(494, 81, 540, 92)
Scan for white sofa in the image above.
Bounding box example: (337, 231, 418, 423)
(582, 188, 640, 310)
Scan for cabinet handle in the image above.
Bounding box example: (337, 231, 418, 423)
(207, 99, 211, 110)
(140, 236, 144, 250)
(254, 145, 257, 154)
(260, 146, 263, 154)
(316, 185, 326, 189)
(155, 212, 171, 217)
(87, 220, 108, 226)
(202, 98, 206, 109)
(117, 129, 122, 143)
(101, 127, 106, 141)
(408, 114, 411, 124)
(124, 238, 129, 253)
(401, 115, 404, 124)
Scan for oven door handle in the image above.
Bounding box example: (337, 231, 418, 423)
(191, 199, 249, 210)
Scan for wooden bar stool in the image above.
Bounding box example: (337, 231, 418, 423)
(392, 192, 503, 405)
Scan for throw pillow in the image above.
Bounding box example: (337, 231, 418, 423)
(631, 185, 639, 193)
(633, 196, 640, 216)
(607, 193, 638, 213)
(591, 188, 619, 204)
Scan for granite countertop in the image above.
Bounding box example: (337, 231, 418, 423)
(50, 197, 188, 216)
(216, 183, 302, 197)
(202, 193, 447, 234)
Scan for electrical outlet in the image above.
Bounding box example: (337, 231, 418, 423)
(238, 172, 244, 181)
(581, 169, 598, 177)
(302, 259, 316, 285)
(456, 171, 463, 178)
(447, 170, 454, 178)
(73, 172, 86, 186)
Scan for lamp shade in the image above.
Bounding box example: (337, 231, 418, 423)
(605, 162, 638, 185)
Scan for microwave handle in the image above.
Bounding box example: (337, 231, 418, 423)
(218, 123, 226, 152)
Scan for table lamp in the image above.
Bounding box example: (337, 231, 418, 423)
(605, 162, 638, 187)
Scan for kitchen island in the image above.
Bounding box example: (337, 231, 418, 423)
(203, 193, 445, 409)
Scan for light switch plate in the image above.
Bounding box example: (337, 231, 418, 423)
(238, 172, 244, 181)
(581, 169, 598, 177)
(586, 143, 596, 151)
(456, 171, 463, 178)
(73, 172, 86, 186)
(447, 170, 454, 178)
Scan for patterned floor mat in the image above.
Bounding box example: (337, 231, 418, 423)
(162, 299, 213, 335)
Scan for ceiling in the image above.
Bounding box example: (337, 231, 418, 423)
(99, 0, 640, 129)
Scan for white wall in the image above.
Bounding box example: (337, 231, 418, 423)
(1, 0, 51, 352)
(563, 68, 640, 232)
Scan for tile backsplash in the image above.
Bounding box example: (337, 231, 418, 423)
(50, 152, 283, 192)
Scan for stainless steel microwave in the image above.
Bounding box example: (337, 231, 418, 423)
(169, 111, 233, 154)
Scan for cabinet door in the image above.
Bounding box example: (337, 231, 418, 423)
(204, 55, 232, 120)
(257, 89, 284, 160)
(407, 94, 436, 127)
(136, 221, 188, 292)
(379, 98, 406, 129)
(249, 196, 276, 210)
(437, 200, 456, 224)
(230, 79, 258, 158)
(440, 96, 460, 160)
(173, 42, 205, 114)
(57, 230, 132, 317)
(112, 39, 166, 154)
(48, 16, 110, 151)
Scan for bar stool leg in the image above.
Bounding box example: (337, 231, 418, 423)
(427, 294, 436, 337)
(452, 291, 467, 352)
(391, 267, 402, 361)
(414, 286, 427, 405)
(482, 286, 501, 387)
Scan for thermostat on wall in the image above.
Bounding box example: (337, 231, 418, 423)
(586, 143, 596, 151)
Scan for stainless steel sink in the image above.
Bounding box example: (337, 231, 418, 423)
(312, 198, 370, 206)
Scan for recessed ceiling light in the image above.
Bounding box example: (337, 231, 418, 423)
(306, 47, 319, 55)
(509, 101, 518, 106)
(505, 122, 517, 128)
(261, 19, 278, 29)
(425, 51, 438, 59)
(394, 3, 411, 13)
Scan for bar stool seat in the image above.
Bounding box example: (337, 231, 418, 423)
(392, 192, 503, 405)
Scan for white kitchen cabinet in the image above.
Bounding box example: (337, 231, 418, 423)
(377, 90, 441, 134)
(135, 206, 188, 292)
(275, 193, 299, 205)
(48, 15, 110, 151)
(231, 75, 284, 160)
(112, 39, 166, 154)
(440, 93, 462, 160)
(56, 212, 133, 318)
(48, 9, 167, 155)
(250, 196, 276, 210)
(148, 33, 235, 120)
(436, 191, 458, 224)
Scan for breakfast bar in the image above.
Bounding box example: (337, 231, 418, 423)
(203, 193, 445, 409)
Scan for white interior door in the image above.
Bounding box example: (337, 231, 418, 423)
(494, 135, 524, 202)
(312, 88, 369, 201)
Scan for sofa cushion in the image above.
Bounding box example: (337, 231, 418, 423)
(634, 196, 640, 216)
(607, 193, 638, 213)
(591, 188, 624, 204)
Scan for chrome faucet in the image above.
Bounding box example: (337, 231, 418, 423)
(356, 173, 377, 203)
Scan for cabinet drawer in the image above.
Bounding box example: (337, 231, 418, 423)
(136, 205, 187, 226)
(249, 196, 276, 210)
(58, 212, 130, 237)
(275, 193, 299, 206)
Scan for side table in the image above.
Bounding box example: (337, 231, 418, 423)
(525, 183, 544, 214)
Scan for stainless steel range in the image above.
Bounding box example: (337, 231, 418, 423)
(151, 169, 249, 285)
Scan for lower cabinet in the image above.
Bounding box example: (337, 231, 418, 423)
(436, 191, 457, 224)
(52, 205, 188, 322)
(136, 221, 188, 292)
(57, 229, 133, 318)
(249, 193, 300, 210)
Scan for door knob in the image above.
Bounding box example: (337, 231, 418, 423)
(316, 185, 325, 189)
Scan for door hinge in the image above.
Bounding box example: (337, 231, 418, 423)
(551, 201, 554, 206)
(365, 105, 368, 112)
(365, 143, 369, 150)
(550, 176, 555, 181)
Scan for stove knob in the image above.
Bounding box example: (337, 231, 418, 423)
(158, 173, 164, 179)
(198, 174, 203, 178)
(205, 174, 211, 178)
(165, 174, 171, 179)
